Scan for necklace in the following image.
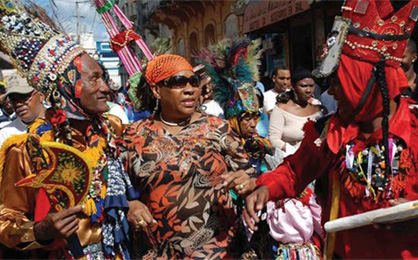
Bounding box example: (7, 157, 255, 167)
(159, 113, 191, 127)
(344, 138, 407, 201)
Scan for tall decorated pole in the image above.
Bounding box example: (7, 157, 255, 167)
(93, 0, 154, 110)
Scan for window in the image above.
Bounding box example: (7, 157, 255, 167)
(177, 38, 185, 57)
(225, 14, 238, 39)
(204, 24, 215, 47)
(189, 32, 198, 56)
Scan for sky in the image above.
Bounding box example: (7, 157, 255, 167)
(27, 0, 109, 41)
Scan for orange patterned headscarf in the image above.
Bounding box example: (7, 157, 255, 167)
(145, 54, 193, 85)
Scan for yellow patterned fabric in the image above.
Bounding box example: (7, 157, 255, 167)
(15, 138, 95, 210)
(0, 127, 105, 252)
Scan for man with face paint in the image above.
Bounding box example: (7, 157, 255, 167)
(244, 1, 418, 259)
(0, 6, 134, 259)
(196, 38, 276, 258)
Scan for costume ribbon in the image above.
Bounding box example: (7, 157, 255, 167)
(94, 0, 154, 110)
(97, 0, 115, 14)
(110, 29, 141, 53)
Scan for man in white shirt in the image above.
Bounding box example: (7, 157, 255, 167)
(0, 74, 46, 147)
(263, 67, 291, 115)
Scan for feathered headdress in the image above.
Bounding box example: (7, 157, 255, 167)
(197, 37, 263, 119)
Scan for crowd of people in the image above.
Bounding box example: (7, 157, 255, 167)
(0, 0, 418, 259)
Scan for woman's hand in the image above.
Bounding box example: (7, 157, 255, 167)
(221, 170, 256, 195)
(127, 200, 155, 231)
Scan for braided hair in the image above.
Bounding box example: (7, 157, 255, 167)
(276, 90, 295, 104)
(135, 70, 159, 119)
(376, 57, 391, 177)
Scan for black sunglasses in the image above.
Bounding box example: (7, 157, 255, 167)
(157, 75, 201, 89)
(9, 90, 36, 104)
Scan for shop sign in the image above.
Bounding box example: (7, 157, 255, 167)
(243, 0, 310, 33)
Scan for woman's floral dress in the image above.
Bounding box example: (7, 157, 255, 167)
(121, 114, 254, 259)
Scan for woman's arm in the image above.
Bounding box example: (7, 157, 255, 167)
(269, 107, 288, 150)
(220, 121, 256, 194)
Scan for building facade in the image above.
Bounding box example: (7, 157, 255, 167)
(243, 0, 342, 77)
(111, 0, 418, 90)
(113, 0, 244, 82)
(148, 0, 244, 64)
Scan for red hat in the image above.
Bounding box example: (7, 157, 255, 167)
(342, 0, 418, 68)
(312, 0, 418, 124)
(315, 0, 418, 78)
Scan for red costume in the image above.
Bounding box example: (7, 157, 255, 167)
(256, 0, 418, 258)
(257, 97, 418, 259)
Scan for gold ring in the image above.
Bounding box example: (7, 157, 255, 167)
(239, 184, 245, 190)
(137, 219, 147, 228)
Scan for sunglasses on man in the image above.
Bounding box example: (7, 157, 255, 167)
(157, 75, 201, 89)
(8, 90, 37, 105)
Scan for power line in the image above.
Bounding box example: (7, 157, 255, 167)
(90, 11, 97, 34)
(48, 0, 66, 32)
(72, 0, 88, 43)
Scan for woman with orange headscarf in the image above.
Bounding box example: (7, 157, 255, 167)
(120, 54, 255, 259)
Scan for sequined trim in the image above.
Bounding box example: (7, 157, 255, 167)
(273, 242, 320, 260)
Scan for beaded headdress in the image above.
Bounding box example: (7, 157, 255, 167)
(315, 0, 418, 77)
(0, 3, 85, 99)
(197, 38, 263, 119)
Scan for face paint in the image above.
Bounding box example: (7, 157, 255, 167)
(73, 56, 83, 72)
(67, 69, 76, 86)
(75, 79, 82, 98)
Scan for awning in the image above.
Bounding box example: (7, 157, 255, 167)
(243, 0, 311, 33)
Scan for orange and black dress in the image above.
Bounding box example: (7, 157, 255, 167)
(121, 114, 254, 259)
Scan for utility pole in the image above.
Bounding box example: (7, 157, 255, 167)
(75, 1, 81, 43)
(73, 0, 89, 43)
